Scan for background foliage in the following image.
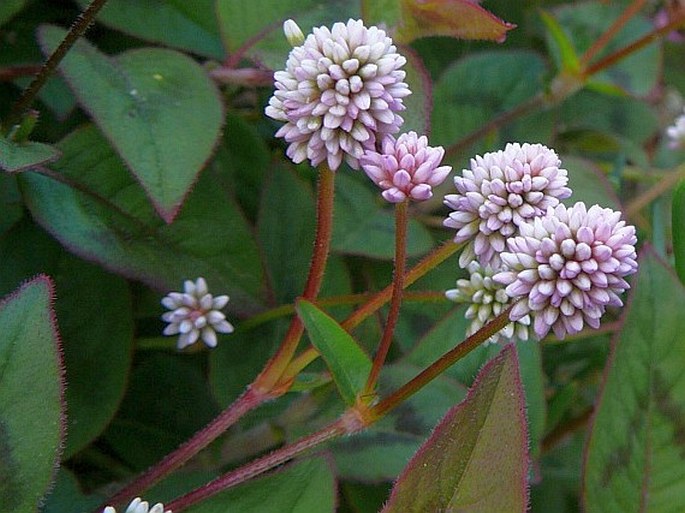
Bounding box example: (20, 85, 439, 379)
(1, 0, 685, 512)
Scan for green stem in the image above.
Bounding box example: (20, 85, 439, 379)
(363, 200, 408, 396)
(342, 241, 461, 331)
(370, 305, 513, 420)
(3, 0, 109, 133)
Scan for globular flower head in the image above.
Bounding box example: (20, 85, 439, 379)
(444, 143, 572, 268)
(161, 277, 234, 350)
(446, 262, 530, 344)
(265, 18, 411, 171)
(103, 497, 170, 513)
(494, 202, 638, 340)
(667, 108, 685, 149)
(360, 131, 452, 203)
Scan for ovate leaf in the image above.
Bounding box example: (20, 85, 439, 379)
(38, 25, 224, 222)
(0, 133, 60, 173)
(383, 345, 529, 513)
(583, 249, 685, 511)
(0, 276, 65, 513)
(186, 457, 335, 513)
(297, 299, 371, 405)
(20, 125, 264, 314)
(397, 0, 516, 44)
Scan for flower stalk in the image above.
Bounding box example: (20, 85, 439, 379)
(363, 200, 409, 396)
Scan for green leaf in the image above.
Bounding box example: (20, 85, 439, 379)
(257, 165, 316, 304)
(0, 219, 133, 458)
(673, 179, 685, 285)
(0, 276, 65, 513)
(76, 0, 224, 58)
(382, 345, 529, 513)
(0, 174, 22, 236)
(186, 457, 335, 513)
(396, 0, 516, 44)
(431, 50, 547, 148)
(38, 25, 224, 222)
(539, 9, 580, 74)
(20, 125, 264, 314)
(0, 133, 60, 173)
(583, 248, 685, 511)
(332, 173, 433, 259)
(296, 299, 371, 405)
(562, 155, 620, 211)
(41, 468, 102, 513)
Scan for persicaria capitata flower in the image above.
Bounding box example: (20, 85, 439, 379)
(667, 107, 685, 149)
(446, 262, 530, 344)
(265, 18, 411, 171)
(103, 497, 170, 513)
(161, 277, 234, 349)
(494, 202, 638, 340)
(443, 143, 572, 268)
(360, 131, 451, 203)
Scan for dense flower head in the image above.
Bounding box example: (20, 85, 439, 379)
(494, 202, 638, 340)
(161, 277, 234, 349)
(446, 262, 530, 344)
(443, 143, 572, 268)
(360, 131, 451, 202)
(265, 18, 411, 170)
(103, 497, 170, 513)
(667, 107, 685, 149)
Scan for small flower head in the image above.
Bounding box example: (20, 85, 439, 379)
(103, 497, 170, 513)
(494, 202, 638, 340)
(444, 143, 572, 268)
(360, 131, 452, 203)
(446, 262, 530, 344)
(667, 108, 685, 149)
(161, 277, 234, 349)
(265, 18, 411, 171)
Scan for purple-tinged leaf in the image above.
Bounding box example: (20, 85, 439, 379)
(396, 0, 516, 44)
(38, 24, 224, 222)
(0, 276, 65, 512)
(583, 248, 685, 511)
(382, 345, 529, 513)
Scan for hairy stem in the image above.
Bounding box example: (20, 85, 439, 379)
(3, 0, 109, 132)
(363, 201, 408, 395)
(253, 164, 336, 392)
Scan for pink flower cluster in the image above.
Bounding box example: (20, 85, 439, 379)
(444, 143, 638, 340)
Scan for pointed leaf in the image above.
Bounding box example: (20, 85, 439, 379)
(0, 276, 65, 512)
(297, 299, 371, 405)
(38, 25, 224, 222)
(20, 125, 263, 314)
(397, 0, 516, 44)
(186, 457, 335, 513)
(0, 133, 60, 173)
(383, 345, 529, 513)
(539, 9, 581, 74)
(583, 249, 685, 511)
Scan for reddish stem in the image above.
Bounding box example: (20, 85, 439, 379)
(0, 65, 42, 82)
(363, 201, 408, 395)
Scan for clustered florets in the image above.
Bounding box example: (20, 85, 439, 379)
(445, 144, 638, 341)
(444, 143, 572, 269)
(161, 278, 234, 349)
(266, 18, 411, 171)
(446, 262, 530, 343)
(360, 131, 452, 203)
(104, 497, 170, 513)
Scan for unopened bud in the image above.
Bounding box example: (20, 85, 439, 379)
(283, 19, 304, 46)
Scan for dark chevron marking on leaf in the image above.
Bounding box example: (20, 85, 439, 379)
(654, 371, 685, 457)
(0, 420, 20, 511)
